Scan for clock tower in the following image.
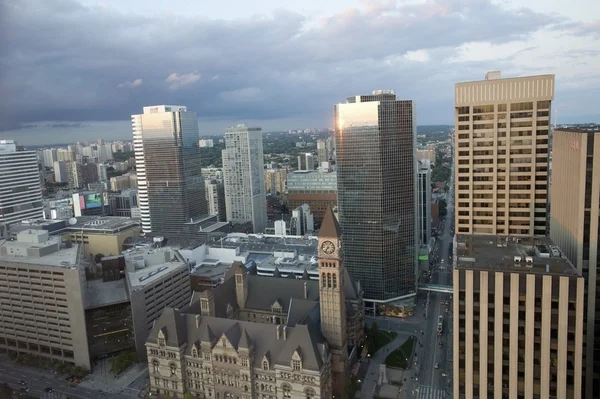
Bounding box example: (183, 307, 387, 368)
(318, 206, 348, 396)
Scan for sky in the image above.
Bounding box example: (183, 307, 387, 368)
(0, 0, 599, 145)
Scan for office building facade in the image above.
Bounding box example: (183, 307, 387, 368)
(0, 140, 43, 237)
(205, 179, 226, 222)
(287, 170, 337, 226)
(0, 230, 91, 369)
(549, 128, 600, 398)
(453, 235, 584, 399)
(334, 90, 417, 302)
(297, 153, 315, 171)
(132, 105, 207, 234)
(222, 124, 267, 233)
(418, 160, 432, 246)
(454, 71, 554, 236)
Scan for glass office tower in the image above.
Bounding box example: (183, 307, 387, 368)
(132, 105, 207, 234)
(334, 90, 417, 302)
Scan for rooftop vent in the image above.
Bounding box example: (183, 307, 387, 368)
(525, 256, 533, 264)
(513, 256, 522, 264)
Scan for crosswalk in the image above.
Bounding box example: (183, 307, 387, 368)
(416, 385, 448, 399)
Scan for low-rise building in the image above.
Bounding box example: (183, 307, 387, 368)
(0, 230, 91, 369)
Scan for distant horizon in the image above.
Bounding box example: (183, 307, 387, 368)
(6, 118, 599, 148)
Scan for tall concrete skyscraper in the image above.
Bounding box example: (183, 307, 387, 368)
(222, 124, 267, 233)
(0, 140, 43, 237)
(453, 235, 584, 399)
(132, 105, 207, 234)
(334, 90, 417, 303)
(454, 71, 554, 236)
(550, 127, 600, 398)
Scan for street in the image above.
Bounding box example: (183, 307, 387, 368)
(361, 157, 455, 399)
(0, 361, 140, 399)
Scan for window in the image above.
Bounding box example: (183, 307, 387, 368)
(204, 352, 211, 361)
(241, 358, 248, 367)
(192, 348, 198, 358)
(305, 388, 316, 398)
(170, 363, 177, 376)
(222, 338, 227, 348)
(152, 360, 160, 373)
(292, 360, 301, 371)
(158, 338, 165, 346)
(282, 385, 292, 398)
(262, 361, 269, 371)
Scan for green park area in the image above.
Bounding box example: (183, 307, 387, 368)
(385, 335, 417, 369)
(365, 322, 398, 356)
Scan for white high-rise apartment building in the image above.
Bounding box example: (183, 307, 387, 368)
(0, 140, 43, 237)
(132, 105, 207, 234)
(222, 124, 267, 233)
(42, 149, 57, 169)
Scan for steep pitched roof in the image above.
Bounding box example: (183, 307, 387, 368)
(199, 320, 216, 344)
(238, 327, 252, 349)
(147, 307, 187, 347)
(301, 268, 310, 280)
(245, 275, 319, 311)
(319, 206, 342, 239)
(177, 313, 327, 370)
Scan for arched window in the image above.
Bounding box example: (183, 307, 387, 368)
(262, 360, 269, 371)
(282, 384, 292, 398)
(169, 363, 177, 376)
(305, 388, 316, 398)
(152, 360, 160, 373)
(192, 348, 198, 358)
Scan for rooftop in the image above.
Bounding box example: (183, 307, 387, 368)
(455, 235, 579, 277)
(15, 216, 140, 234)
(84, 278, 129, 309)
(124, 247, 188, 291)
(0, 230, 81, 269)
(67, 216, 141, 233)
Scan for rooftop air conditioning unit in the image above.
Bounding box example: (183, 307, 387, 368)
(514, 256, 522, 264)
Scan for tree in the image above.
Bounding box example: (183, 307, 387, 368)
(109, 350, 137, 375)
(343, 376, 360, 398)
(0, 383, 13, 398)
(439, 199, 448, 218)
(183, 393, 194, 399)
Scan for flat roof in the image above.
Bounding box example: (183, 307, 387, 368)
(455, 235, 579, 277)
(191, 261, 232, 280)
(0, 237, 81, 269)
(85, 278, 129, 308)
(126, 248, 188, 291)
(66, 216, 140, 233)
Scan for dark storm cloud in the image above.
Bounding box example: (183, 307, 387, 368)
(0, 0, 589, 132)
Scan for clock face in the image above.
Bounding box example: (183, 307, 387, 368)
(321, 240, 336, 255)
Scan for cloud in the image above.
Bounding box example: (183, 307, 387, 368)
(404, 50, 430, 63)
(165, 72, 200, 90)
(0, 0, 598, 136)
(117, 78, 143, 88)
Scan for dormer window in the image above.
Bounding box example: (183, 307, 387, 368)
(262, 360, 269, 371)
(292, 359, 301, 371)
(158, 338, 165, 347)
(222, 338, 227, 348)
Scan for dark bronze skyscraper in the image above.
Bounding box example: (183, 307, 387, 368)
(132, 105, 207, 234)
(334, 90, 417, 302)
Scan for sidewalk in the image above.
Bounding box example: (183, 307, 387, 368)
(359, 332, 413, 399)
(79, 359, 148, 394)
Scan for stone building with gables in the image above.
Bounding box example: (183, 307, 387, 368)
(145, 207, 364, 398)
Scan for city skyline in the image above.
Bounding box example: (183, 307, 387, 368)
(1, 0, 599, 144)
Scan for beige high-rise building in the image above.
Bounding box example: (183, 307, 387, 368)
(549, 127, 600, 399)
(454, 71, 554, 236)
(453, 234, 584, 399)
